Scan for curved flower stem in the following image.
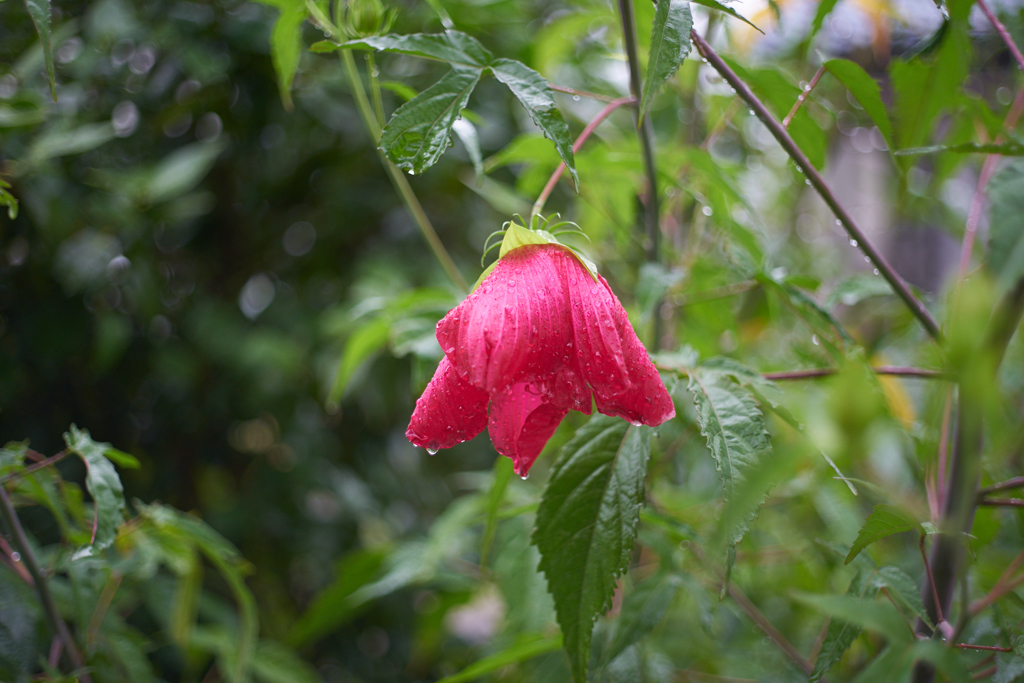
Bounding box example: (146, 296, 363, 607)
(0, 485, 92, 682)
(531, 95, 636, 217)
(691, 30, 942, 342)
(978, 0, 1024, 73)
(782, 65, 825, 129)
(339, 50, 469, 292)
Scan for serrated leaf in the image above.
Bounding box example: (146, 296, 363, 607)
(689, 0, 762, 32)
(686, 371, 772, 551)
(344, 31, 493, 69)
(533, 414, 652, 683)
(436, 633, 563, 683)
(845, 504, 922, 564)
(824, 58, 893, 149)
(895, 141, 1024, 156)
(602, 573, 681, 667)
(810, 569, 874, 682)
(328, 316, 390, 406)
(489, 58, 577, 190)
(639, 0, 692, 121)
(380, 66, 482, 174)
(871, 565, 928, 625)
(809, 0, 840, 42)
(64, 425, 127, 552)
(987, 159, 1024, 295)
(23, 0, 56, 101)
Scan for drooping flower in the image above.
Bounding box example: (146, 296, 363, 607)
(406, 223, 675, 476)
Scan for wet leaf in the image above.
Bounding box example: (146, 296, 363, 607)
(344, 30, 493, 69)
(846, 504, 922, 564)
(825, 58, 893, 149)
(639, 0, 692, 121)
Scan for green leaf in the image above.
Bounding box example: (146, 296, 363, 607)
(140, 504, 256, 683)
(686, 370, 773, 556)
(23, 0, 56, 101)
(0, 181, 18, 220)
(327, 316, 390, 406)
(253, 0, 305, 109)
(987, 159, 1024, 295)
(287, 548, 388, 647)
(825, 273, 895, 309)
(379, 66, 482, 174)
(436, 633, 564, 683)
(64, 425, 127, 553)
(23, 122, 117, 167)
(344, 31, 493, 69)
(489, 58, 577, 190)
(809, 569, 875, 683)
(870, 566, 928, 625)
(249, 639, 322, 683)
(639, 0, 692, 121)
(533, 414, 652, 683)
(689, 0, 762, 32)
(480, 456, 514, 571)
(824, 58, 893, 149)
(795, 593, 911, 643)
(723, 59, 826, 169)
(809, 0, 840, 42)
(308, 39, 339, 53)
(452, 117, 484, 179)
(894, 141, 1024, 156)
(602, 573, 681, 667)
(845, 504, 922, 564)
(144, 141, 227, 205)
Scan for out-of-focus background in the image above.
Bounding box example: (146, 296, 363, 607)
(2, 0, 1024, 680)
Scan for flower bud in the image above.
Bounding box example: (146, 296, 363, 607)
(342, 0, 397, 39)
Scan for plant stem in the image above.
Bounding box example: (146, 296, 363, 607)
(0, 485, 92, 682)
(762, 366, 946, 381)
(782, 65, 825, 129)
(340, 50, 468, 292)
(977, 0, 1024, 73)
(532, 95, 636, 217)
(550, 84, 616, 102)
(977, 476, 1024, 496)
(727, 583, 814, 676)
(691, 30, 942, 341)
(618, 0, 661, 263)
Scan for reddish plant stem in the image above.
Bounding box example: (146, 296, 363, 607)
(978, 497, 1024, 507)
(0, 485, 92, 682)
(977, 0, 1024, 73)
(0, 449, 70, 485)
(691, 29, 941, 341)
(727, 582, 814, 675)
(762, 366, 946, 381)
(920, 535, 944, 624)
(978, 476, 1024, 496)
(936, 389, 954, 513)
(532, 96, 636, 217)
(783, 65, 825, 129)
(972, 665, 999, 680)
(954, 644, 1013, 652)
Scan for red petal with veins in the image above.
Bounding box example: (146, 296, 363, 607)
(406, 356, 489, 451)
(409, 243, 675, 476)
(488, 382, 569, 477)
(437, 245, 574, 394)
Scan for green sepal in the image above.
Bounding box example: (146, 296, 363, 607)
(486, 215, 598, 287)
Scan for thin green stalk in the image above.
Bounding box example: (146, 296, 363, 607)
(340, 50, 468, 292)
(367, 53, 386, 130)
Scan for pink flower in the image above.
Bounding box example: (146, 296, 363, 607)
(406, 242, 675, 476)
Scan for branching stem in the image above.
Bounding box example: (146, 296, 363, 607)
(691, 30, 941, 341)
(783, 65, 825, 129)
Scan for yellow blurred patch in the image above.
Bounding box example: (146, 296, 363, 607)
(874, 355, 916, 430)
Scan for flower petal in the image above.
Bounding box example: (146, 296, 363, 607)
(406, 356, 489, 451)
(562, 257, 675, 426)
(437, 245, 573, 393)
(488, 382, 568, 477)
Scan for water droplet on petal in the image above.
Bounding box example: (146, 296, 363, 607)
(509, 279, 516, 287)
(631, 420, 642, 426)
(520, 473, 530, 480)
(426, 448, 438, 455)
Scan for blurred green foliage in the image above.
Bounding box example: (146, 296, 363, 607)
(3, 0, 1024, 681)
